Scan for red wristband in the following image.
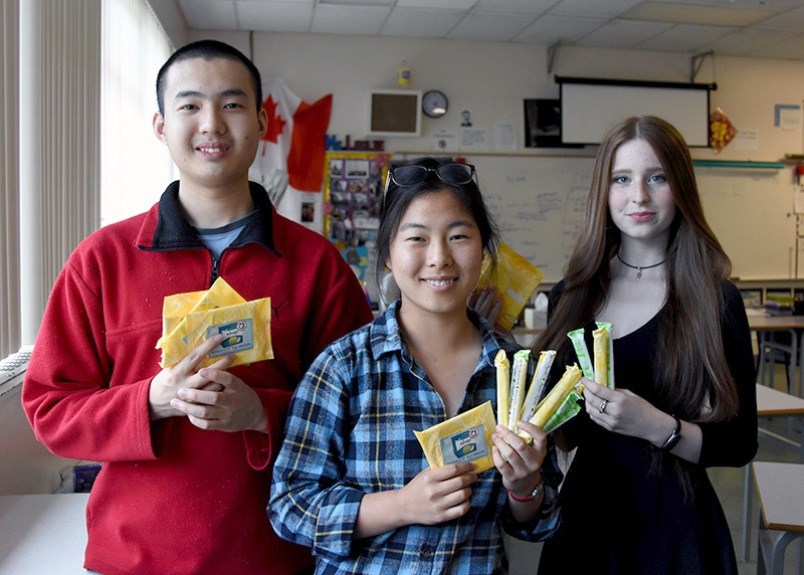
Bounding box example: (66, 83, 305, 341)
(507, 476, 544, 502)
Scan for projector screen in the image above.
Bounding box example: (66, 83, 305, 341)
(558, 77, 712, 147)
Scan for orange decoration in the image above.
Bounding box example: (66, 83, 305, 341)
(709, 107, 737, 153)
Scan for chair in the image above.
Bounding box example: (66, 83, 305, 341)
(756, 329, 797, 393)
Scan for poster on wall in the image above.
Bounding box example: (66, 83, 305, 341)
(324, 152, 390, 307)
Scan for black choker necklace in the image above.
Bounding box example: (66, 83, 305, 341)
(616, 252, 665, 280)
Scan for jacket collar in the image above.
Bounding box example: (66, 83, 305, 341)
(138, 181, 279, 255)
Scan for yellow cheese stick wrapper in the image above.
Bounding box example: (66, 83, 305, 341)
(593, 325, 608, 387)
(507, 350, 529, 431)
(518, 350, 556, 438)
(413, 401, 497, 474)
(596, 321, 615, 388)
(530, 364, 582, 428)
(160, 297, 273, 368)
(494, 350, 510, 429)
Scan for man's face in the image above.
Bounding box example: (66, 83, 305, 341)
(153, 57, 266, 191)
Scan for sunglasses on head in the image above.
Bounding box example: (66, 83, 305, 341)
(388, 163, 476, 187)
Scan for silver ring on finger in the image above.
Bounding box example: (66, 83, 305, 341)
(598, 399, 608, 414)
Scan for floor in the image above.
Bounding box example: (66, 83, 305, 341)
(505, 367, 803, 574)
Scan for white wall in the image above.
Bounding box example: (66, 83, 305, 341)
(0, 384, 77, 494)
(186, 31, 804, 162)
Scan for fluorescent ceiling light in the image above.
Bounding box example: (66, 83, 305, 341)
(622, 2, 770, 27)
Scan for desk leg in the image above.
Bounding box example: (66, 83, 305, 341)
(799, 331, 804, 398)
(791, 330, 798, 396)
(742, 464, 752, 562)
(758, 331, 767, 386)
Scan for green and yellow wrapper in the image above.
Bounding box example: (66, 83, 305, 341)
(529, 364, 583, 429)
(593, 322, 615, 389)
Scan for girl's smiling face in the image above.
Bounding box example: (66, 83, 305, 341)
(387, 188, 483, 320)
(608, 138, 676, 245)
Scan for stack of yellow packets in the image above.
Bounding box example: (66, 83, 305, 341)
(476, 243, 544, 331)
(156, 277, 274, 368)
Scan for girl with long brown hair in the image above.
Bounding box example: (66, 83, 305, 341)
(536, 116, 757, 575)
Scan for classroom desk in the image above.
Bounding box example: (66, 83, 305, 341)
(747, 311, 804, 398)
(741, 384, 804, 562)
(753, 462, 804, 575)
(0, 493, 90, 574)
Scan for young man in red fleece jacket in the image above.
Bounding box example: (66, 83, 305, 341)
(22, 39, 372, 575)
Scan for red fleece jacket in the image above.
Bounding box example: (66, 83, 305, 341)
(22, 182, 373, 575)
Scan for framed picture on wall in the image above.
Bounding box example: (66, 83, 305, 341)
(524, 98, 581, 148)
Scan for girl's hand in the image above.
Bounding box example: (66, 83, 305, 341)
(491, 422, 546, 497)
(397, 463, 477, 525)
(583, 379, 668, 441)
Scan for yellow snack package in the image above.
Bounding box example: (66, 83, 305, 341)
(157, 277, 247, 351)
(517, 350, 556, 438)
(477, 243, 544, 331)
(529, 364, 582, 428)
(161, 290, 206, 338)
(414, 401, 497, 474)
(593, 322, 615, 389)
(494, 350, 510, 428)
(165, 297, 274, 368)
(507, 350, 529, 431)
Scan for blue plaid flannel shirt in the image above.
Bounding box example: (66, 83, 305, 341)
(270, 301, 560, 575)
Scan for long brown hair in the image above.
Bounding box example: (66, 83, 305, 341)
(536, 116, 738, 422)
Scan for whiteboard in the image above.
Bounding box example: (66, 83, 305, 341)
(474, 156, 595, 283)
(470, 155, 795, 284)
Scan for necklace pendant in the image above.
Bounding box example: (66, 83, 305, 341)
(636, 267, 642, 280)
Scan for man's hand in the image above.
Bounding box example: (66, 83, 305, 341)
(169, 367, 268, 432)
(148, 335, 234, 421)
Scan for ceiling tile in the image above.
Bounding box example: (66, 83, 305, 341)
(638, 23, 736, 53)
(172, 0, 804, 62)
(447, 10, 539, 42)
(236, 2, 313, 32)
(310, 4, 391, 35)
(549, 0, 642, 18)
(179, 0, 239, 30)
(513, 14, 606, 45)
(473, 0, 557, 14)
(753, 6, 804, 32)
(397, 0, 476, 8)
(577, 19, 676, 49)
(381, 7, 465, 38)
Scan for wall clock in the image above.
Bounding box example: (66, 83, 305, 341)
(422, 89, 448, 119)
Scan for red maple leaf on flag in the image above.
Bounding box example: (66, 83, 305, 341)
(261, 95, 285, 143)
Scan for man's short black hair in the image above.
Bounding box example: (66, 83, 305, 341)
(156, 39, 263, 115)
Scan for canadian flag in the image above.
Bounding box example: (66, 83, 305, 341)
(250, 77, 332, 226)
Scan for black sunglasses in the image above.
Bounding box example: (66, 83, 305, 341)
(388, 163, 476, 187)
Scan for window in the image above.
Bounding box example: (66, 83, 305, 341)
(102, 0, 174, 225)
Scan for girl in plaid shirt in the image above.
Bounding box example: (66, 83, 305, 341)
(270, 157, 560, 574)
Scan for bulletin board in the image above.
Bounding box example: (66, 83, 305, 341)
(323, 152, 390, 304)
